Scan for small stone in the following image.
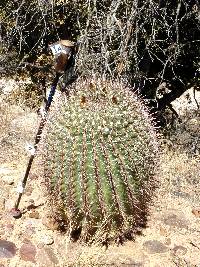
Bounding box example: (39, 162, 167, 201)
(172, 191, 191, 200)
(19, 241, 36, 262)
(143, 240, 169, 254)
(124, 260, 143, 267)
(111, 259, 143, 266)
(28, 199, 35, 205)
(172, 245, 187, 255)
(42, 216, 59, 230)
(0, 168, 14, 182)
(159, 226, 168, 236)
(42, 234, 54, 245)
(29, 210, 40, 219)
(25, 185, 33, 196)
(8, 179, 14, 186)
(2, 175, 14, 185)
(192, 208, 200, 218)
(163, 213, 188, 229)
(0, 240, 17, 258)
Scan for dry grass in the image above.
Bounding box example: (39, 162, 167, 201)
(0, 101, 38, 164)
(159, 148, 199, 203)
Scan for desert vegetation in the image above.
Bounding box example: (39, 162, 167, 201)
(1, 0, 199, 105)
(0, 1, 200, 266)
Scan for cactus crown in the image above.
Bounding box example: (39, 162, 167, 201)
(42, 78, 159, 242)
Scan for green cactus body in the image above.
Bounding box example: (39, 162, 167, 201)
(43, 79, 159, 242)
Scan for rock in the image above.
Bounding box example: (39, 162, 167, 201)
(117, 259, 144, 266)
(28, 199, 35, 204)
(37, 247, 59, 266)
(163, 212, 188, 229)
(1, 175, 14, 185)
(19, 240, 36, 262)
(41, 234, 54, 245)
(128, 261, 143, 267)
(25, 185, 33, 196)
(143, 240, 169, 254)
(0, 166, 18, 185)
(159, 226, 168, 236)
(29, 210, 40, 219)
(172, 191, 191, 200)
(42, 216, 59, 230)
(0, 240, 17, 258)
(192, 208, 200, 218)
(108, 259, 144, 267)
(172, 245, 187, 255)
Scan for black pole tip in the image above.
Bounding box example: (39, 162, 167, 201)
(10, 208, 22, 219)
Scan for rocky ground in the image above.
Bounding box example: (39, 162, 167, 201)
(0, 79, 199, 266)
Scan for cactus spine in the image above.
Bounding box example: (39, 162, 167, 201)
(43, 79, 159, 242)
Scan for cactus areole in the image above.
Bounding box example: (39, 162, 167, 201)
(42, 78, 159, 242)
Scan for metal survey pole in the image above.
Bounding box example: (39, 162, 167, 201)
(11, 73, 60, 218)
(10, 40, 77, 218)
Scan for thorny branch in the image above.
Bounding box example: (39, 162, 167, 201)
(0, 0, 200, 111)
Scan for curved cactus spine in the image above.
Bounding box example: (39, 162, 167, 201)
(42, 78, 159, 242)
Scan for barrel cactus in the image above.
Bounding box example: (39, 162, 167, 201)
(42, 78, 159, 242)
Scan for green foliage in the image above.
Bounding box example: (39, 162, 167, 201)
(42, 79, 159, 242)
